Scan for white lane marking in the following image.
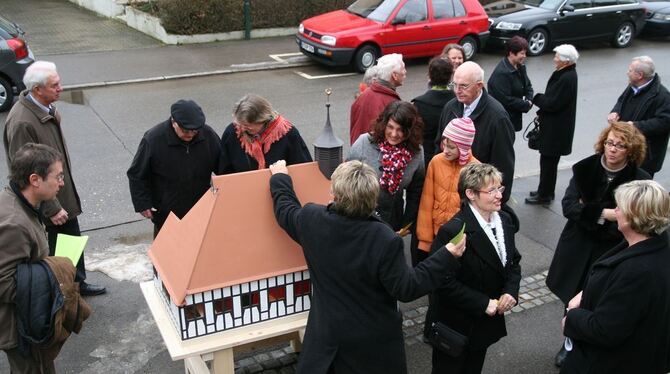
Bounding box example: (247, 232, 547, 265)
(295, 71, 358, 79)
(270, 52, 304, 63)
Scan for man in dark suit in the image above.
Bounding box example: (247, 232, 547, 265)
(608, 56, 670, 177)
(269, 160, 465, 374)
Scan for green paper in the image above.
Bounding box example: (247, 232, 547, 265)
(449, 223, 466, 245)
(54, 233, 88, 266)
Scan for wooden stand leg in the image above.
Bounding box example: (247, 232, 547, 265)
(211, 348, 235, 374)
(290, 328, 306, 353)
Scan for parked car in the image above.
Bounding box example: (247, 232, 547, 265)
(641, 0, 670, 36)
(0, 14, 33, 112)
(485, 0, 646, 56)
(297, 0, 490, 72)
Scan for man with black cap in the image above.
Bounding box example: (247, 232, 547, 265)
(127, 99, 221, 237)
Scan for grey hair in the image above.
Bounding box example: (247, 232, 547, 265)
(631, 56, 655, 79)
(23, 61, 58, 91)
(232, 94, 275, 124)
(553, 44, 579, 63)
(456, 61, 485, 83)
(363, 65, 380, 86)
(331, 160, 379, 218)
(614, 180, 670, 235)
(376, 53, 404, 82)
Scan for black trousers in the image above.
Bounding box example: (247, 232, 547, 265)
(4, 347, 55, 374)
(46, 217, 86, 282)
(538, 154, 561, 197)
(432, 347, 488, 374)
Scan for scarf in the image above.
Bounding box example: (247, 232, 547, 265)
(235, 115, 292, 169)
(378, 141, 413, 195)
(487, 211, 507, 266)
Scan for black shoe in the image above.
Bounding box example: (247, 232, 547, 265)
(555, 345, 569, 367)
(529, 190, 555, 200)
(525, 195, 552, 205)
(80, 282, 106, 296)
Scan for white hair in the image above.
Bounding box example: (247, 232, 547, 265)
(23, 61, 58, 91)
(376, 53, 404, 82)
(363, 65, 380, 85)
(553, 44, 579, 63)
(631, 56, 655, 79)
(457, 61, 485, 82)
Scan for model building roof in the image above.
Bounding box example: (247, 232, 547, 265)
(148, 162, 331, 306)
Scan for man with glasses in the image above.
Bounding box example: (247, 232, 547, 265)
(127, 99, 221, 237)
(3, 61, 106, 296)
(607, 56, 670, 178)
(436, 61, 516, 203)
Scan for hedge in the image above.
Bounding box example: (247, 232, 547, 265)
(155, 0, 355, 35)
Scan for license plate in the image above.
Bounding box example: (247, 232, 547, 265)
(301, 41, 315, 53)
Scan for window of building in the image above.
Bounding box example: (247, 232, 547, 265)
(213, 297, 233, 315)
(294, 280, 311, 297)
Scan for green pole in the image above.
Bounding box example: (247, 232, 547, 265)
(244, 0, 251, 40)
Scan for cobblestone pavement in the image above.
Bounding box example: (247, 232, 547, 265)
(232, 270, 557, 373)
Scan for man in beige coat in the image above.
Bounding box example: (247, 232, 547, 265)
(0, 143, 63, 373)
(3, 61, 105, 296)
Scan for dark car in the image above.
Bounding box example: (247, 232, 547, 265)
(641, 0, 670, 36)
(485, 0, 646, 55)
(0, 14, 33, 112)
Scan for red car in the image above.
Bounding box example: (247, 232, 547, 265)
(297, 0, 490, 72)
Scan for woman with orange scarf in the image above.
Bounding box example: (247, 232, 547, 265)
(219, 94, 312, 174)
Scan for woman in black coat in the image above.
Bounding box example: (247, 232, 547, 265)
(561, 180, 670, 374)
(219, 94, 312, 174)
(269, 160, 466, 374)
(425, 163, 521, 374)
(525, 44, 579, 205)
(546, 122, 650, 367)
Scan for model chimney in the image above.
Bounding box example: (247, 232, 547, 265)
(313, 88, 343, 179)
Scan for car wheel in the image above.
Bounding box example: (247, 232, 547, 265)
(459, 36, 478, 60)
(353, 45, 379, 73)
(612, 21, 634, 48)
(527, 28, 549, 56)
(0, 76, 14, 113)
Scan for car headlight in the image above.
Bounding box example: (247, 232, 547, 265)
(299, 23, 304, 34)
(652, 12, 670, 21)
(496, 22, 523, 30)
(321, 35, 337, 46)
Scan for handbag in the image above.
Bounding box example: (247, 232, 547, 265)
(425, 321, 469, 357)
(523, 116, 540, 150)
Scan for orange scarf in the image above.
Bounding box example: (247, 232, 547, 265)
(235, 115, 292, 169)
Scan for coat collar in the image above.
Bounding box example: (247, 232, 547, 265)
(594, 233, 669, 269)
(449, 89, 491, 121)
(164, 119, 205, 147)
(18, 91, 60, 125)
(572, 154, 642, 199)
(7, 183, 43, 224)
(459, 204, 506, 275)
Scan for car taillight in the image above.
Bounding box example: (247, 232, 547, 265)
(7, 37, 29, 60)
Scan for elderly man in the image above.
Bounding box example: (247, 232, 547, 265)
(608, 56, 670, 177)
(350, 53, 406, 144)
(487, 35, 534, 132)
(269, 159, 465, 374)
(0, 143, 63, 373)
(436, 61, 515, 203)
(3, 61, 105, 296)
(127, 99, 221, 237)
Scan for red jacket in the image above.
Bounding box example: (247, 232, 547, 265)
(349, 82, 400, 144)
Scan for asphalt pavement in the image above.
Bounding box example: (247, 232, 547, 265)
(1, 1, 670, 373)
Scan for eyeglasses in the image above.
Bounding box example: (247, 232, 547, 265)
(172, 120, 200, 134)
(477, 186, 505, 196)
(453, 81, 479, 91)
(50, 173, 65, 182)
(604, 140, 627, 151)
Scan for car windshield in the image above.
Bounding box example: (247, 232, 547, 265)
(347, 0, 402, 22)
(511, 0, 565, 10)
(0, 15, 19, 37)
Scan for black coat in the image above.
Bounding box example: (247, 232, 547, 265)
(413, 88, 456, 161)
(562, 234, 670, 374)
(437, 90, 516, 202)
(425, 204, 522, 350)
(546, 154, 650, 304)
(533, 64, 578, 156)
(487, 57, 534, 132)
(127, 120, 221, 228)
(270, 173, 460, 374)
(611, 74, 670, 174)
(218, 123, 312, 174)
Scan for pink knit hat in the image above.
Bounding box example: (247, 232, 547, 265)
(442, 117, 476, 165)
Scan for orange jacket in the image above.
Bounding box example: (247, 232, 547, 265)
(416, 153, 478, 252)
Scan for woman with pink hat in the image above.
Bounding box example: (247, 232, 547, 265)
(416, 117, 478, 262)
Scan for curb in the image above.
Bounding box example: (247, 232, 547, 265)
(61, 58, 313, 91)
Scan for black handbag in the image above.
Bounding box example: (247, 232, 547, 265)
(425, 321, 469, 357)
(523, 116, 540, 150)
